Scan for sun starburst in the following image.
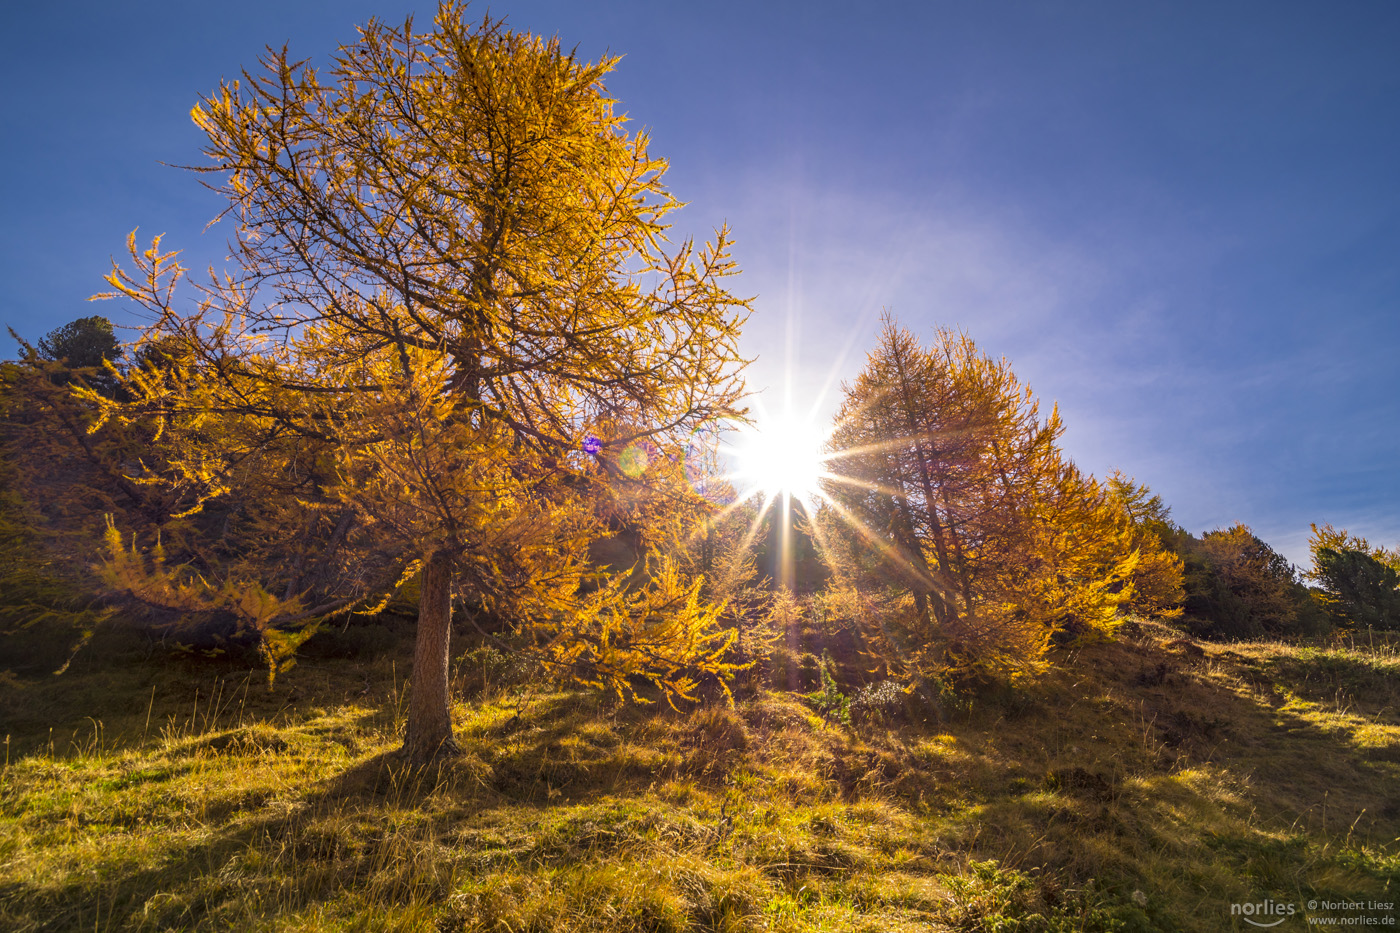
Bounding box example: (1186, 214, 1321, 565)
(727, 403, 833, 512)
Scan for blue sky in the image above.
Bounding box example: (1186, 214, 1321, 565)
(3, 0, 1397, 566)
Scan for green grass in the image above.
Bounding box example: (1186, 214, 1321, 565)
(1, 618, 1397, 931)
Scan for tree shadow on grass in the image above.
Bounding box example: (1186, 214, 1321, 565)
(5, 636, 1400, 932)
(900, 635, 1400, 908)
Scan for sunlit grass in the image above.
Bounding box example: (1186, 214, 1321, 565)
(2, 620, 1398, 930)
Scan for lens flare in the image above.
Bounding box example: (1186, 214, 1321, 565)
(618, 440, 656, 478)
(683, 420, 729, 503)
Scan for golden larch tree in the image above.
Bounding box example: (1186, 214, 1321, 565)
(818, 315, 1162, 677)
(91, 3, 750, 763)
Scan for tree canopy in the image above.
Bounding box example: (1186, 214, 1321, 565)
(88, 2, 752, 762)
(1309, 523, 1400, 630)
(36, 316, 122, 370)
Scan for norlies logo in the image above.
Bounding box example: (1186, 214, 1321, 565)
(1231, 899, 1296, 927)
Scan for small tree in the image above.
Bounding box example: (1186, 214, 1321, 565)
(1170, 523, 1325, 639)
(91, 3, 750, 762)
(1104, 471, 1184, 620)
(1309, 523, 1400, 630)
(36, 316, 122, 370)
(1195, 525, 1298, 635)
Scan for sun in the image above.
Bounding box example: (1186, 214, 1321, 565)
(729, 410, 831, 508)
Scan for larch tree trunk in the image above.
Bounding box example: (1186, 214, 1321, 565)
(403, 549, 460, 764)
(887, 342, 959, 626)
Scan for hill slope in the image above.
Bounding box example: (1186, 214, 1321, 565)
(1, 620, 1397, 931)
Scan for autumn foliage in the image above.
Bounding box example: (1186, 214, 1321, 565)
(68, 3, 750, 762)
(815, 315, 1182, 679)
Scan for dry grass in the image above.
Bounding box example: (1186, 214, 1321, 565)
(1, 618, 1397, 931)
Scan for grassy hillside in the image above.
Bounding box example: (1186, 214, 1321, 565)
(1, 618, 1397, 931)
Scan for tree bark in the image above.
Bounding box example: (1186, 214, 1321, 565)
(403, 549, 459, 764)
